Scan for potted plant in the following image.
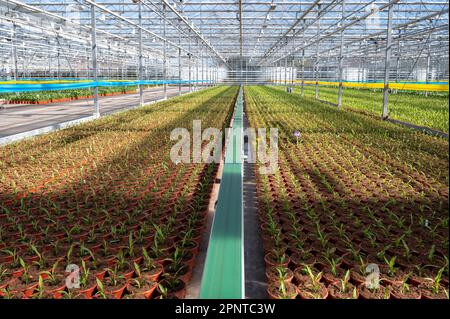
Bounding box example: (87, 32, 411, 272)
(157, 274, 186, 299)
(264, 248, 290, 268)
(100, 266, 129, 299)
(126, 263, 158, 299)
(358, 279, 391, 299)
(266, 266, 294, 284)
(419, 268, 449, 299)
(0, 264, 11, 291)
(328, 270, 358, 299)
(296, 265, 328, 299)
(141, 247, 164, 281)
(267, 280, 297, 299)
(39, 260, 66, 298)
(165, 247, 192, 284)
(389, 273, 421, 299)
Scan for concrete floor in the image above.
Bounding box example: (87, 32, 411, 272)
(243, 111, 268, 299)
(0, 85, 192, 138)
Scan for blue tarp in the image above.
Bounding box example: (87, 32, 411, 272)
(0, 80, 209, 93)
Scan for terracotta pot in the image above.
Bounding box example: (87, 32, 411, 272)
(108, 284, 128, 299)
(264, 252, 290, 268)
(144, 263, 164, 282)
(158, 279, 186, 299)
(389, 283, 421, 299)
(321, 270, 344, 286)
(266, 267, 294, 284)
(328, 282, 358, 299)
(418, 283, 448, 299)
(0, 255, 13, 264)
(267, 282, 298, 299)
(94, 269, 107, 280)
(129, 282, 158, 299)
(357, 284, 391, 299)
(12, 268, 25, 279)
(296, 282, 328, 299)
(45, 284, 66, 299)
(0, 282, 9, 296)
(178, 265, 193, 284)
(22, 282, 39, 298)
(79, 284, 97, 298)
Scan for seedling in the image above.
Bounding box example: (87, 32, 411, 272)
(2, 248, 20, 268)
(340, 270, 351, 293)
(41, 260, 61, 286)
(19, 257, 32, 284)
(399, 273, 412, 294)
(427, 244, 436, 263)
(79, 260, 90, 288)
(384, 256, 397, 277)
(0, 264, 9, 282)
(425, 267, 445, 295)
(325, 256, 342, 277)
(275, 266, 290, 282)
(95, 278, 107, 299)
(33, 275, 45, 299)
(125, 232, 135, 257)
(303, 265, 322, 291)
(157, 283, 168, 299)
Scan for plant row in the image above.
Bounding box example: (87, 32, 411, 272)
(0, 85, 156, 104)
(292, 85, 449, 133)
(0, 85, 239, 299)
(245, 85, 449, 299)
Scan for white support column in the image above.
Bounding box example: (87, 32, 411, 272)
(301, 20, 305, 97)
(85, 47, 89, 78)
(278, 60, 281, 86)
(245, 59, 248, 85)
(90, 4, 100, 118)
(315, 5, 321, 99)
(189, 53, 192, 92)
(396, 31, 402, 83)
(12, 23, 18, 81)
(272, 66, 275, 86)
(196, 54, 199, 91)
(382, 2, 394, 119)
(425, 41, 431, 97)
(291, 28, 296, 90)
(284, 57, 288, 91)
(178, 48, 182, 95)
(163, 4, 167, 100)
(188, 40, 192, 92)
(57, 39, 61, 80)
(337, 0, 345, 108)
(207, 59, 210, 87)
(138, 0, 144, 106)
(201, 48, 204, 88)
(290, 58, 294, 88)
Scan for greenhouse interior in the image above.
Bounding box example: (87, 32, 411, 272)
(0, 0, 448, 301)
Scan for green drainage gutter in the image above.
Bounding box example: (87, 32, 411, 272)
(199, 86, 244, 299)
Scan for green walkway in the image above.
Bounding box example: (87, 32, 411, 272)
(199, 86, 244, 299)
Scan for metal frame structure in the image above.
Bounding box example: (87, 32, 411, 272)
(0, 1, 448, 110)
(0, 0, 449, 298)
(0, 1, 447, 79)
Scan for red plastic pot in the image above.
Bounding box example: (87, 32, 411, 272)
(46, 284, 66, 299)
(79, 284, 97, 298)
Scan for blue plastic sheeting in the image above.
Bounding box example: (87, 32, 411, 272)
(319, 80, 449, 84)
(0, 80, 210, 93)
